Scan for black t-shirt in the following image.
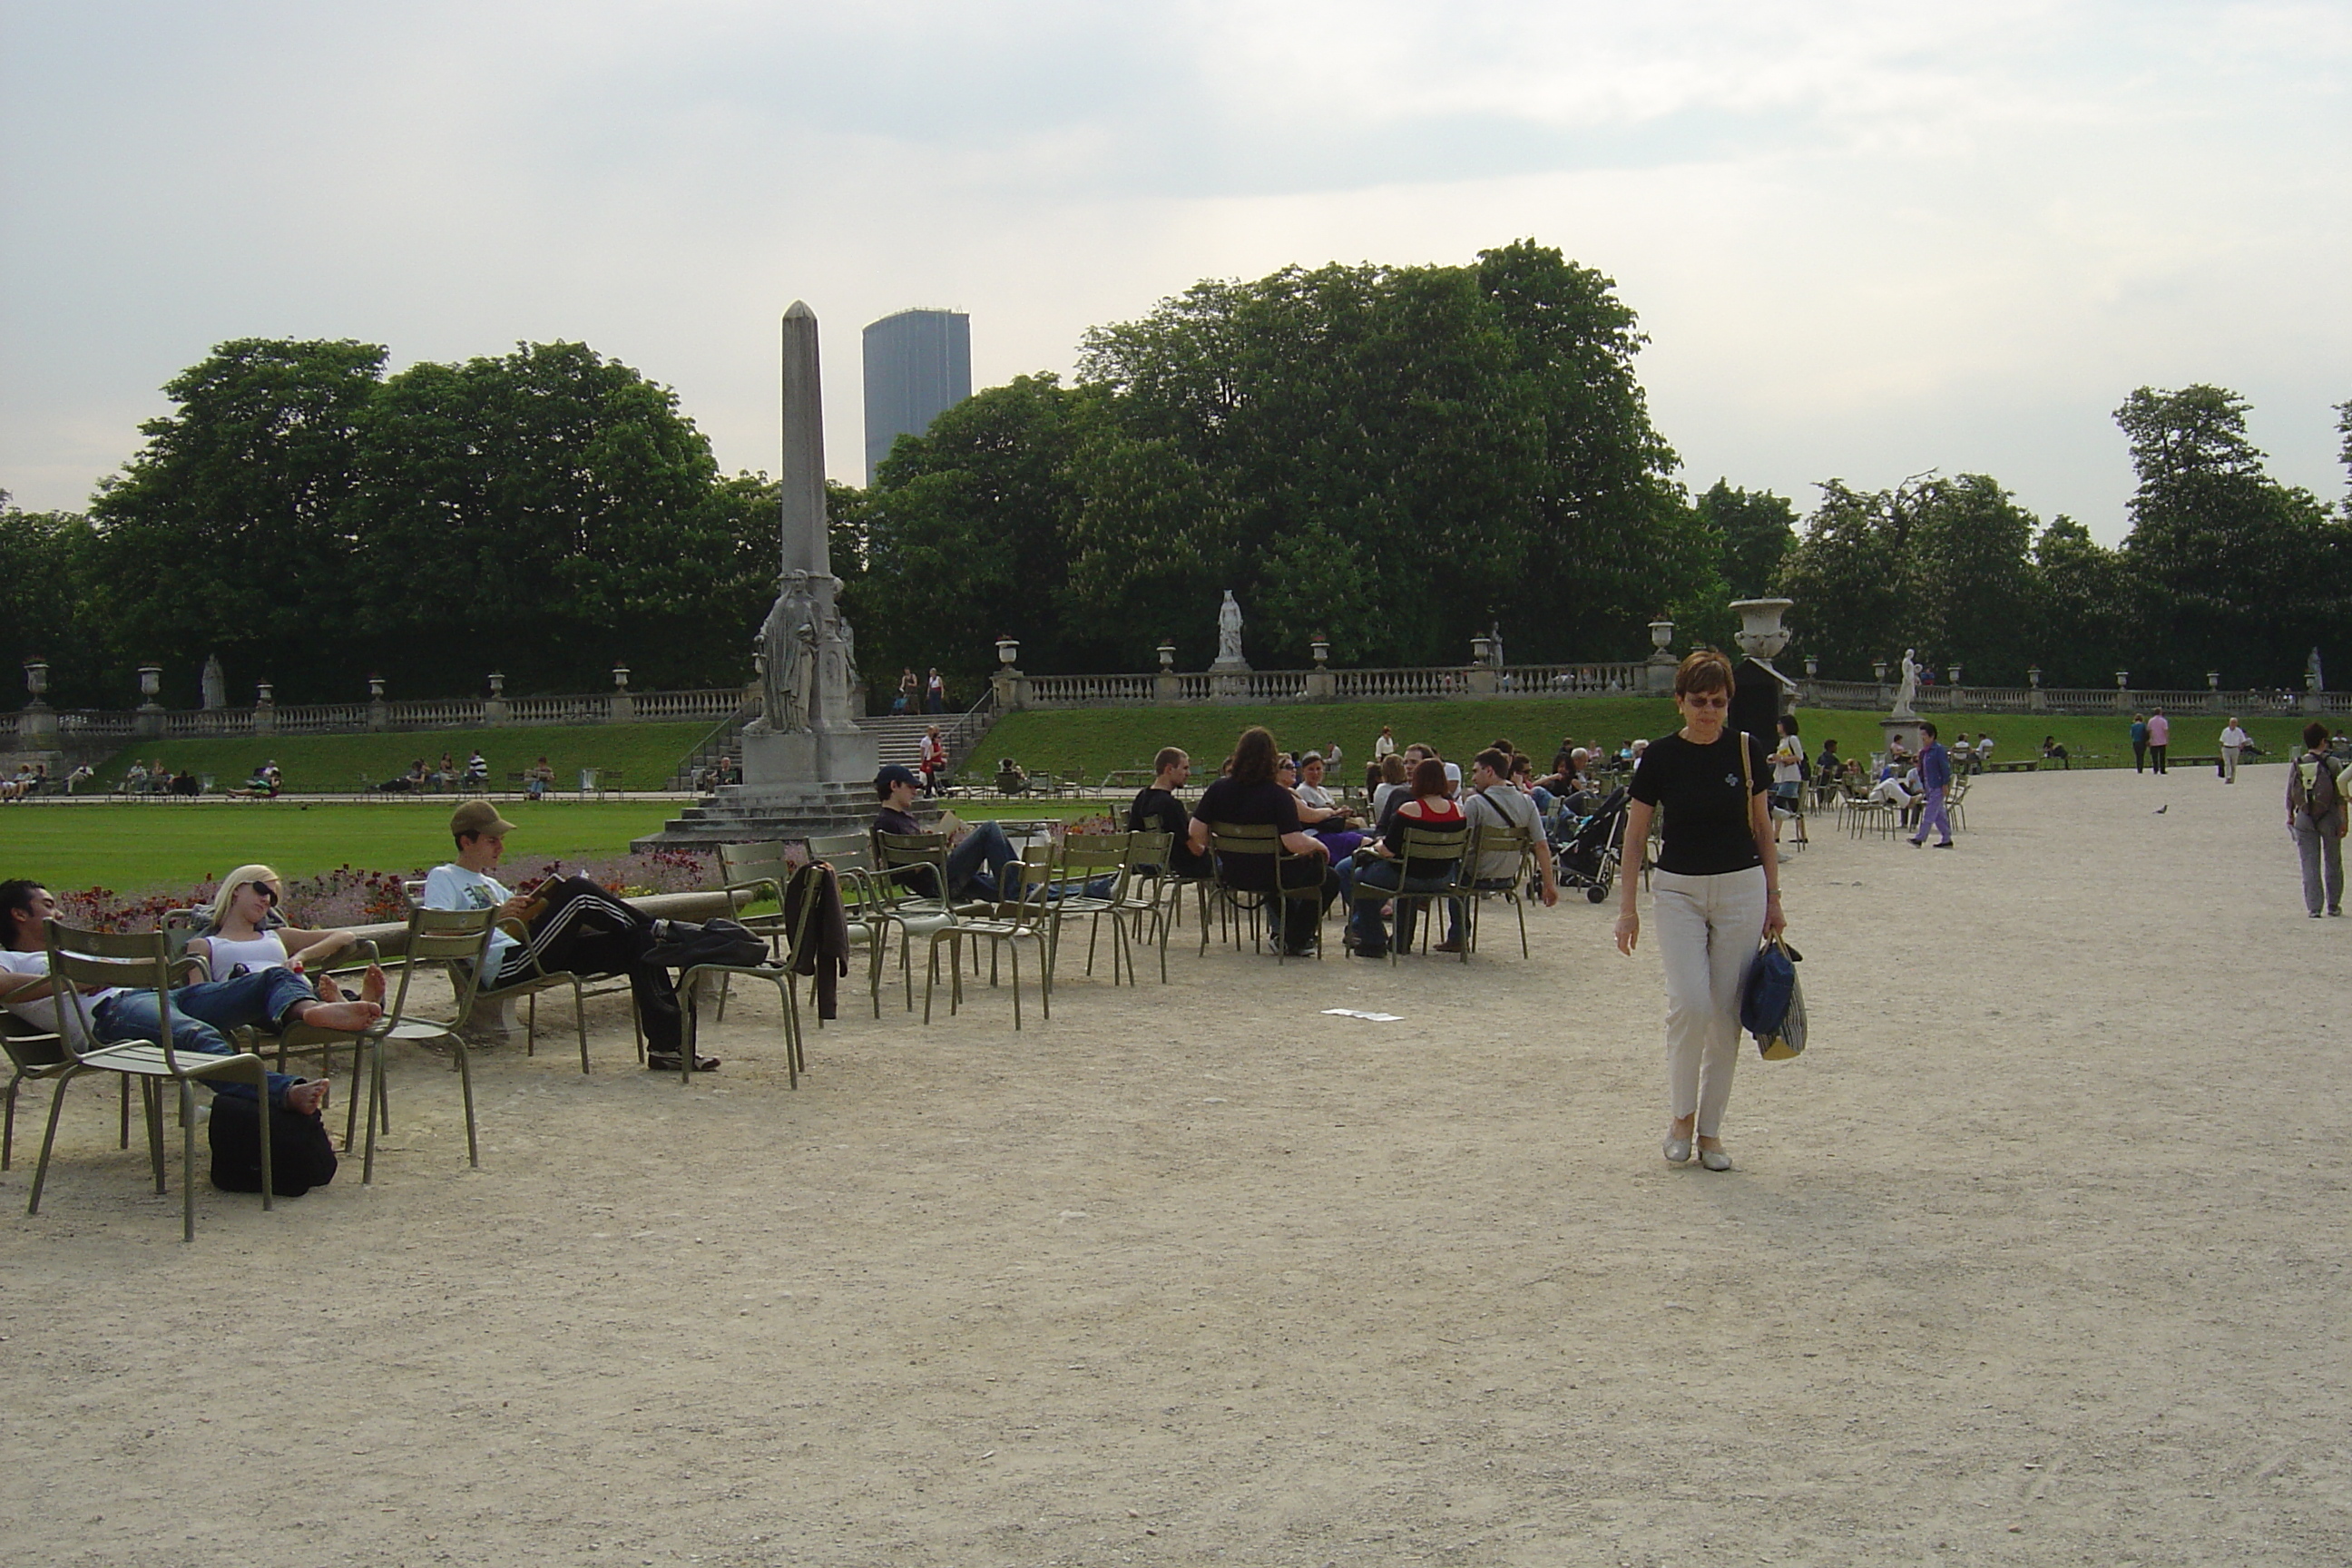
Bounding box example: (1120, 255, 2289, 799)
(1128, 787, 1212, 875)
(1629, 730, 1769, 877)
(1193, 776, 1303, 891)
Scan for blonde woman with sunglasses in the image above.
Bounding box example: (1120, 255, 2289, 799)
(189, 865, 385, 1005)
(1613, 652, 1785, 1172)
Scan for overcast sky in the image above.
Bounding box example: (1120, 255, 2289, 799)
(4, 1, 2346, 543)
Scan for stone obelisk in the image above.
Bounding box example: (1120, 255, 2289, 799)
(738, 300, 877, 796)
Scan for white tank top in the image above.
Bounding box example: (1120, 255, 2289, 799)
(203, 930, 290, 977)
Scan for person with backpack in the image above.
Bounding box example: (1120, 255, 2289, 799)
(2287, 721, 2345, 917)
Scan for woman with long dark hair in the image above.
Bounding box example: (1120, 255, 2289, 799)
(1187, 727, 1338, 957)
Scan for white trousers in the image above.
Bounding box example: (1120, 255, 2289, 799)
(1650, 866, 1768, 1138)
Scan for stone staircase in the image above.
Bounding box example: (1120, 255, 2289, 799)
(632, 702, 1000, 849)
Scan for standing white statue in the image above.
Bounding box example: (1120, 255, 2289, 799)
(201, 653, 227, 710)
(759, 569, 820, 732)
(1892, 648, 1920, 717)
(1215, 590, 1247, 669)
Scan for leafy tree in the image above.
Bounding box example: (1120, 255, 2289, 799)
(1698, 481, 1798, 603)
(1773, 478, 1927, 679)
(848, 374, 1092, 697)
(84, 338, 387, 703)
(0, 493, 117, 708)
(2025, 516, 2132, 689)
(344, 341, 745, 696)
(2115, 385, 2350, 685)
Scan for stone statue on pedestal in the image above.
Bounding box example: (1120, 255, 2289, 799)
(201, 654, 227, 710)
(1212, 590, 1248, 671)
(1892, 648, 1920, 717)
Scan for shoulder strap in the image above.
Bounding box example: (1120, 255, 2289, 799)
(1738, 730, 1753, 792)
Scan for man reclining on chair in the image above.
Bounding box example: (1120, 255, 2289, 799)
(421, 801, 709, 1073)
(0, 879, 368, 1114)
(871, 765, 1024, 901)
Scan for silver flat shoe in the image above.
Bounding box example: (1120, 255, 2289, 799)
(1697, 1146, 1732, 1172)
(1662, 1136, 1692, 1164)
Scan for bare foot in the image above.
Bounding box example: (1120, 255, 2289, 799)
(312, 971, 346, 1003)
(360, 963, 387, 1006)
(299, 1000, 382, 1032)
(286, 1080, 330, 1116)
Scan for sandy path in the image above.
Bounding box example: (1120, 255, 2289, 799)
(3, 765, 2346, 1565)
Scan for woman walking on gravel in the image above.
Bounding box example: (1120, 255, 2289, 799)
(1614, 651, 1785, 1171)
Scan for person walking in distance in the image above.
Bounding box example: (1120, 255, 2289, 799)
(2130, 713, 2149, 773)
(1908, 721, 1955, 849)
(1613, 651, 1785, 1173)
(2146, 708, 2171, 775)
(2287, 722, 2345, 917)
(2220, 717, 2249, 784)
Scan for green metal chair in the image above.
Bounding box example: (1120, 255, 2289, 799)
(27, 920, 276, 1242)
(1202, 823, 1325, 962)
(921, 860, 1053, 1030)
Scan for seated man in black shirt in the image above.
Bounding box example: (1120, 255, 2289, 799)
(1185, 727, 1338, 956)
(871, 764, 1021, 901)
(1127, 748, 1214, 877)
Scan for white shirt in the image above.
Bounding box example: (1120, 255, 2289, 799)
(1975, 737, 1995, 758)
(422, 863, 519, 977)
(1771, 738, 1803, 785)
(1296, 782, 1335, 810)
(1372, 734, 1396, 760)
(0, 947, 104, 1044)
(2221, 725, 2249, 749)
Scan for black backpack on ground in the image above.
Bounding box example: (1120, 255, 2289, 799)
(208, 1092, 339, 1197)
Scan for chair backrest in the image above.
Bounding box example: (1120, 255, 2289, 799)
(42, 920, 180, 1068)
(1057, 832, 1131, 874)
(1473, 822, 1534, 881)
(1205, 821, 1278, 878)
(1124, 830, 1171, 873)
(875, 830, 952, 904)
(805, 831, 877, 876)
(382, 905, 500, 1027)
(1397, 821, 1470, 878)
(718, 840, 792, 895)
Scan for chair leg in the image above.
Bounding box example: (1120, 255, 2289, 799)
(249, 1074, 273, 1216)
(143, 1079, 166, 1193)
(573, 979, 591, 1074)
(1008, 943, 1021, 1031)
(455, 1040, 480, 1169)
(25, 1071, 75, 1215)
(180, 1083, 197, 1242)
(2, 1073, 18, 1171)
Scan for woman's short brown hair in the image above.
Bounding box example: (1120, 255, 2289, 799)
(1229, 726, 1279, 787)
(1380, 753, 1410, 785)
(1411, 758, 1448, 797)
(1674, 649, 1736, 699)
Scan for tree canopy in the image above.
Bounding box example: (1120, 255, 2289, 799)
(850, 242, 1709, 690)
(73, 338, 772, 704)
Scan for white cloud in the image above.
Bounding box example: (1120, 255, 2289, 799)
(2, 0, 2346, 540)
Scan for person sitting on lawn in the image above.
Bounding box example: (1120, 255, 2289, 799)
(871, 764, 1021, 903)
(525, 756, 554, 800)
(421, 801, 707, 1073)
(0, 878, 373, 1115)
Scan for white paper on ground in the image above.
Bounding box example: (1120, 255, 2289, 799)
(1321, 1008, 1403, 1022)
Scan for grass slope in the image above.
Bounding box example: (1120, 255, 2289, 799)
(85, 721, 715, 795)
(977, 701, 2311, 780)
(1, 800, 677, 895)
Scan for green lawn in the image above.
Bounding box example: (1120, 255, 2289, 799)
(0, 800, 678, 896)
(86, 721, 716, 796)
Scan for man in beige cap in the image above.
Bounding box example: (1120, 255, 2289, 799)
(422, 799, 704, 1070)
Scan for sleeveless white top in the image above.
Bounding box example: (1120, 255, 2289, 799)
(203, 930, 290, 976)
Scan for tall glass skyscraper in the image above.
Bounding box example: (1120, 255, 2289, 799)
(861, 308, 972, 484)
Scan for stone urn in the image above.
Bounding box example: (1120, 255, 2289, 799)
(1729, 599, 1793, 662)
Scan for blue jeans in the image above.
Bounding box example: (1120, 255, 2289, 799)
(1349, 858, 1462, 953)
(93, 967, 315, 1105)
(947, 821, 1021, 901)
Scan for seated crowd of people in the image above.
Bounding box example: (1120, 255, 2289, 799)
(1113, 728, 1564, 959)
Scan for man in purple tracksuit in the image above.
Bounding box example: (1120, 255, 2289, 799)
(1908, 722, 1955, 849)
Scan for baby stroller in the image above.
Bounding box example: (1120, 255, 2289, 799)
(1553, 785, 1629, 904)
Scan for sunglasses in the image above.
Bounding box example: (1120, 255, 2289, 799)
(244, 881, 279, 905)
(1681, 693, 1730, 709)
